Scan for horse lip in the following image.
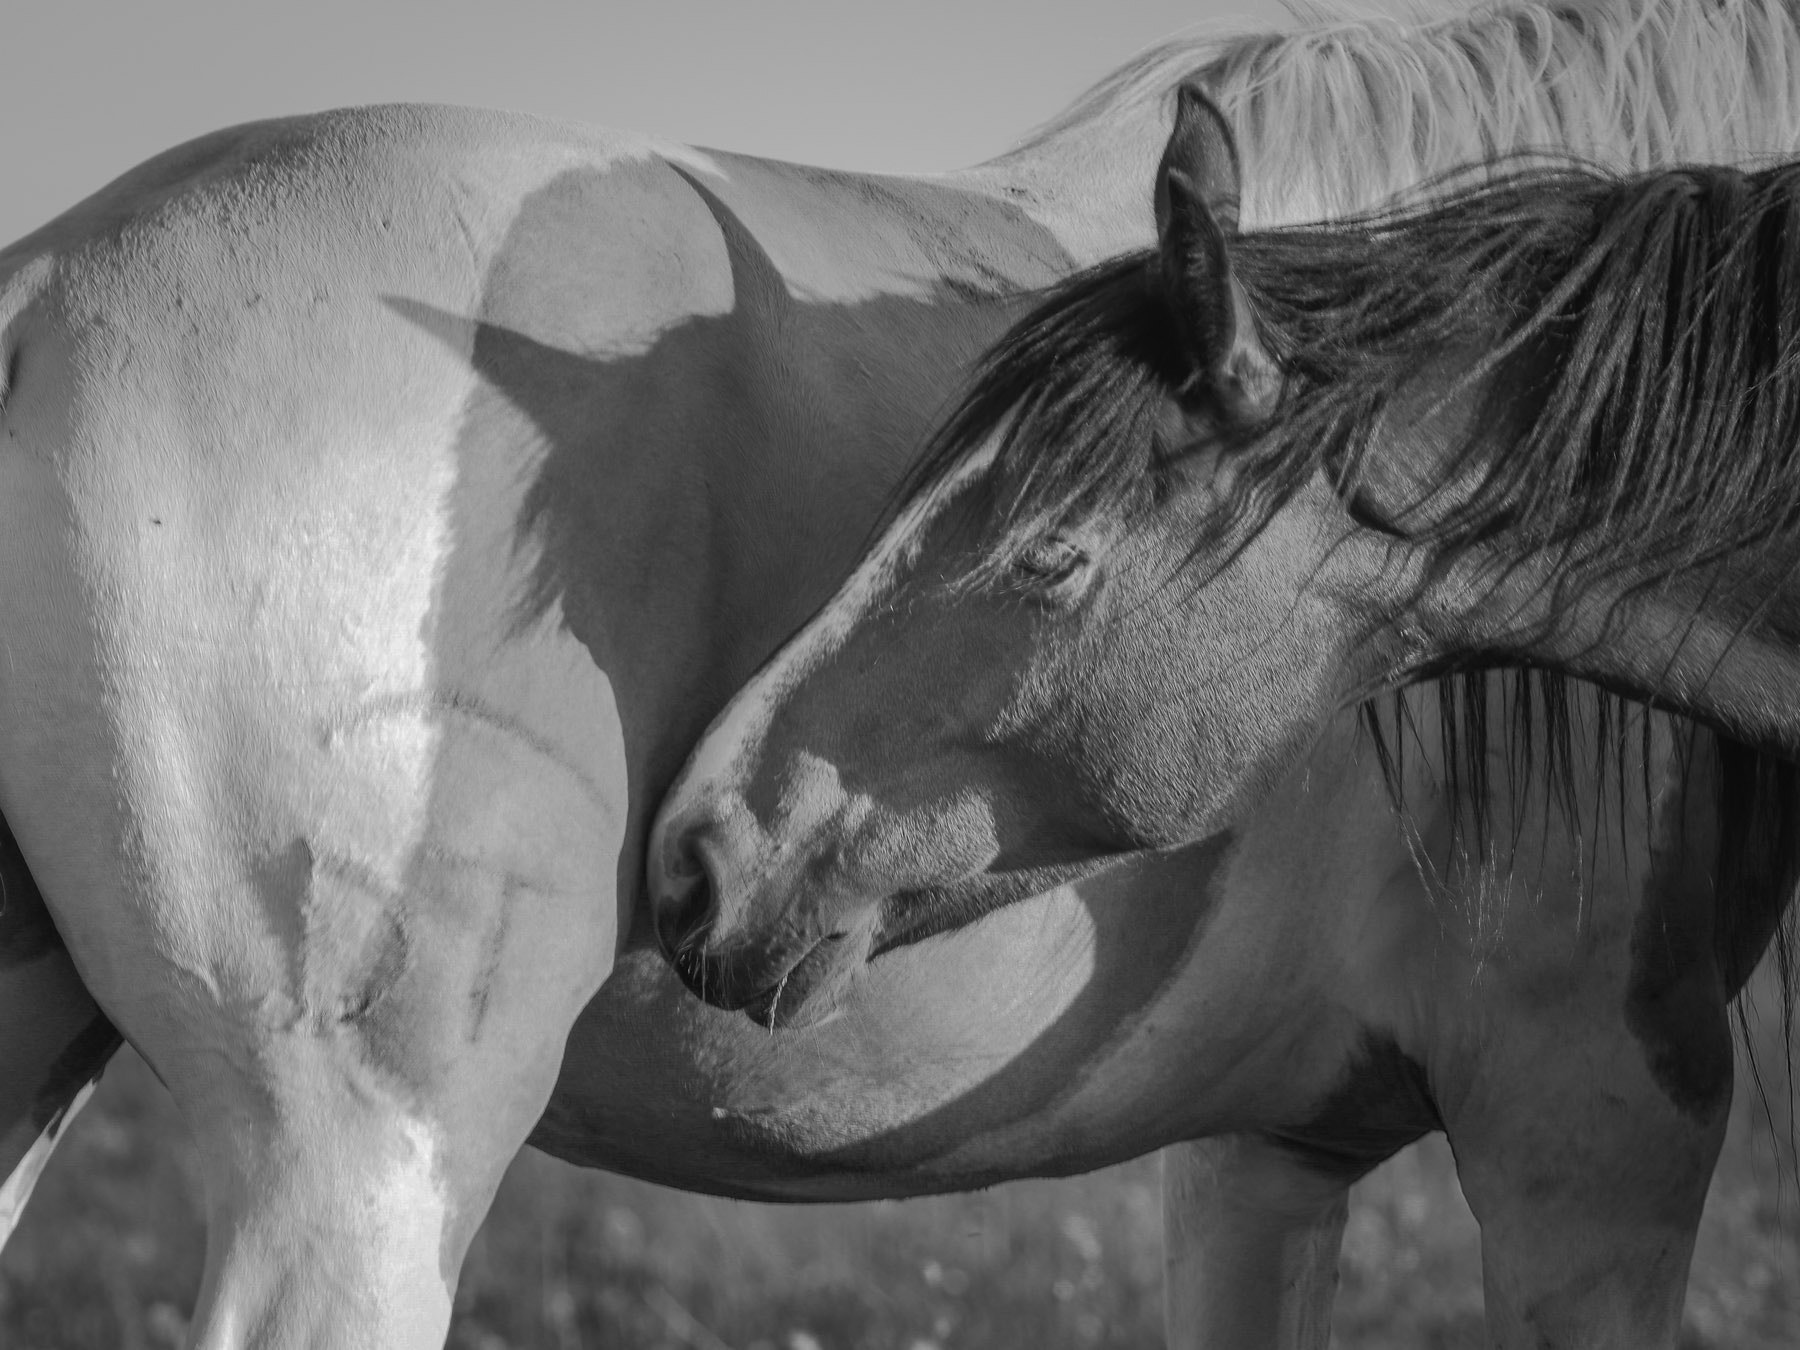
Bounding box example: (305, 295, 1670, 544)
(740, 931, 864, 1030)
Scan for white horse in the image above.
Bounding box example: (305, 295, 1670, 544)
(2, 2, 1798, 1346)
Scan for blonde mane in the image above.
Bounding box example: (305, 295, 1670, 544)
(1010, 0, 1800, 225)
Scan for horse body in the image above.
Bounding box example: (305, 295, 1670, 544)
(0, 105, 664, 1346)
(644, 18, 1800, 1350)
(543, 677, 1762, 1350)
(4, 3, 1800, 1346)
(545, 695, 1468, 1194)
(0, 93, 1123, 1343)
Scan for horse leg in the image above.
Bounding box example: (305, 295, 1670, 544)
(0, 1028, 118, 1242)
(1161, 1134, 1352, 1350)
(1443, 715, 1743, 1350)
(168, 816, 619, 1350)
(0, 808, 121, 1247)
(138, 837, 617, 1350)
(1445, 1003, 1730, 1349)
(13, 703, 624, 1348)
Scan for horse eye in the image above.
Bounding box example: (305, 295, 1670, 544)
(1011, 536, 1090, 589)
(1342, 488, 1415, 542)
(1325, 446, 1414, 542)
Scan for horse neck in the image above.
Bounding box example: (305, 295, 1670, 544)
(1362, 331, 1800, 759)
(1425, 547, 1800, 761)
(1601, 580, 1800, 760)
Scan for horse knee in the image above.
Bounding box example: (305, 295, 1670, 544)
(168, 902, 610, 1350)
(185, 1101, 457, 1350)
(183, 1064, 513, 1350)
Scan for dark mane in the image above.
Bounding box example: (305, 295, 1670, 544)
(901, 155, 1800, 1024)
(895, 253, 1194, 579)
(913, 157, 1800, 583)
(1255, 161, 1800, 593)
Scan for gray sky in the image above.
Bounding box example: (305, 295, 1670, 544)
(4, 0, 1295, 244)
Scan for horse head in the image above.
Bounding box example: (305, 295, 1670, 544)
(643, 89, 1425, 1023)
(649, 84, 1800, 1022)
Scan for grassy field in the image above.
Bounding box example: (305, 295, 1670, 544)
(2, 972, 1794, 1349)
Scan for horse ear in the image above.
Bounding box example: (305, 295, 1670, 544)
(1155, 85, 1278, 422)
(1155, 83, 1242, 237)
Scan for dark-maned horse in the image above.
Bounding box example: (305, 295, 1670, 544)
(5, 2, 1800, 1346)
(646, 86, 1800, 1350)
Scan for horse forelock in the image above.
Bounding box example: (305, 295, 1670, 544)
(888, 252, 1186, 585)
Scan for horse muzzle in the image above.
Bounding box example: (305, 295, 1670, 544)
(662, 910, 879, 1028)
(649, 800, 885, 1026)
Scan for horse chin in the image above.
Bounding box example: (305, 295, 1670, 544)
(739, 922, 877, 1029)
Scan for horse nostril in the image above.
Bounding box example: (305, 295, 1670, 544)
(654, 830, 719, 964)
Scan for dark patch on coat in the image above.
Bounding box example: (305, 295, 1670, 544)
(337, 913, 411, 1029)
(1623, 751, 1735, 1124)
(247, 838, 314, 1011)
(30, 1013, 123, 1132)
(0, 808, 68, 972)
(464, 877, 519, 1044)
(0, 809, 123, 1136)
(0, 343, 20, 414)
(1706, 736, 1800, 996)
(1268, 1032, 1442, 1178)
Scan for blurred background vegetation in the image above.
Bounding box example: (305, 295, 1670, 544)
(3, 963, 1793, 1350)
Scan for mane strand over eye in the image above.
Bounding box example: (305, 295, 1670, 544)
(890, 253, 1195, 581)
(895, 144, 1800, 615)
